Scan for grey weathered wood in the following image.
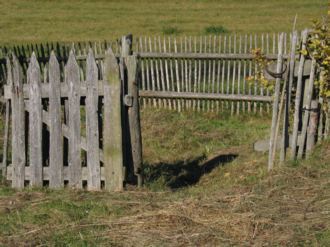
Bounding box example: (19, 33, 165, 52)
(291, 30, 308, 159)
(163, 37, 171, 109)
(66, 50, 82, 188)
(158, 37, 166, 108)
(248, 34, 252, 112)
(86, 49, 101, 190)
(139, 90, 272, 101)
(49, 52, 63, 188)
(1, 101, 9, 177)
(28, 53, 43, 187)
(280, 31, 297, 162)
(6, 165, 106, 181)
(237, 35, 242, 115)
(103, 48, 124, 192)
(154, 37, 161, 107)
(221, 36, 226, 110)
(231, 34, 237, 115)
(268, 33, 284, 171)
(11, 55, 26, 188)
(149, 37, 157, 107)
(242, 34, 248, 112)
(297, 59, 317, 159)
(174, 38, 181, 111)
(126, 55, 143, 187)
(306, 100, 319, 157)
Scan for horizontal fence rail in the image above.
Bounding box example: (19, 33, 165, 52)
(0, 32, 298, 114)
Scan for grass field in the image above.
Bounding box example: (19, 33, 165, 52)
(0, 0, 327, 45)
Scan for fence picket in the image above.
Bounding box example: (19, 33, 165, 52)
(86, 49, 101, 190)
(103, 48, 124, 191)
(66, 50, 82, 188)
(11, 55, 26, 189)
(49, 52, 63, 188)
(28, 53, 43, 187)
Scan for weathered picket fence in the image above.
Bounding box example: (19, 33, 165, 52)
(1, 36, 143, 191)
(267, 30, 329, 169)
(0, 32, 292, 114)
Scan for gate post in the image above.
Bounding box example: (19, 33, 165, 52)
(121, 35, 143, 187)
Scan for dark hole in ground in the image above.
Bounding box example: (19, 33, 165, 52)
(143, 153, 238, 189)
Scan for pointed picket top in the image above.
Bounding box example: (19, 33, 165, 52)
(27, 52, 41, 86)
(12, 53, 23, 87)
(49, 51, 59, 67)
(67, 49, 77, 66)
(104, 47, 119, 80)
(65, 49, 79, 89)
(86, 48, 98, 85)
(6, 56, 12, 86)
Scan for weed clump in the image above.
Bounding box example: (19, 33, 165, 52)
(204, 25, 229, 34)
(162, 26, 181, 35)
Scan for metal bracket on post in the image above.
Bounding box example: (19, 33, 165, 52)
(124, 94, 133, 107)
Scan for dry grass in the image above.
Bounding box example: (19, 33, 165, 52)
(0, 109, 329, 246)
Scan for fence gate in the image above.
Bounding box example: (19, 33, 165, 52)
(2, 36, 142, 191)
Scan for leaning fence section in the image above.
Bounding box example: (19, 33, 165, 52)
(2, 48, 130, 191)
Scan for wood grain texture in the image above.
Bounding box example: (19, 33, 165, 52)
(66, 50, 82, 188)
(49, 52, 63, 188)
(103, 48, 124, 192)
(86, 49, 101, 190)
(10, 55, 26, 188)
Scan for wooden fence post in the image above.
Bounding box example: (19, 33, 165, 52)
(297, 59, 317, 159)
(306, 100, 319, 156)
(280, 31, 297, 162)
(126, 55, 143, 187)
(11, 55, 26, 189)
(268, 33, 284, 171)
(49, 52, 63, 188)
(66, 50, 82, 189)
(27, 53, 43, 187)
(291, 30, 308, 159)
(103, 47, 124, 192)
(86, 49, 101, 190)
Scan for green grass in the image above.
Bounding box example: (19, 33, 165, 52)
(0, 0, 326, 45)
(0, 109, 329, 245)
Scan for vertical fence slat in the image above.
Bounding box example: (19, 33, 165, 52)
(28, 53, 43, 187)
(49, 52, 63, 188)
(280, 31, 298, 162)
(10, 55, 26, 188)
(221, 36, 226, 111)
(231, 34, 237, 115)
(174, 38, 181, 111)
(86, 49, 101, 190)
(291, 30, 308, 159)
(297, 59, 317, 159)
(66, 51, 82, 188)
(268, 33, 284, 170)
(126, 55, 143, 186)
(237, 35, 242, 115)
(103, 48, 124, 191)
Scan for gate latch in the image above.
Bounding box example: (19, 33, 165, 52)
(124, 94, 133, 107)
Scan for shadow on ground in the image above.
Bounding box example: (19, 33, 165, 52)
(143, 153, 238, 189)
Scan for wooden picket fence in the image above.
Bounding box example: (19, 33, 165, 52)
(1, 36, 143, 191)
(268, 30, 329, 169)
(136, 33, 293, 113)
(0, 32, 292, 114)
